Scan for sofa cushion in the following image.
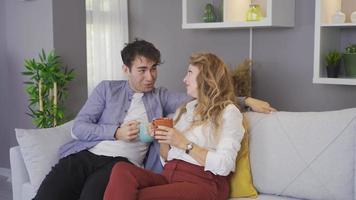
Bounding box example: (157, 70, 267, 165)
(230, 115, 258, 198)
(22, 182, 36, 200)
(15, 121, 73, 191)
(245, 108, 356, 200)
(253, 195, 301, 200)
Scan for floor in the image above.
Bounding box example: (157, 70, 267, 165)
(0, 175, 11, 200)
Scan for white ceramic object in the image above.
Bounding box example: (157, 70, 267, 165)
(351, 11, 356, 23)
(223, 0, 250, 22)
(331, 10, 346, 24)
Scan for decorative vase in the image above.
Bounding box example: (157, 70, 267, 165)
(331, 10, 345, 24)
(326, 64, 340, 78)
(246, 4, 262, 21)
(343, 54, 356, 77)
(351, 11, 356, 23)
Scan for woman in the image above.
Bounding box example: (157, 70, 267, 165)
(104, 53, 245, 200)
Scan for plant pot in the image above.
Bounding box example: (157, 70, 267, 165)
(326, 64, 340, 78)
(343, 54, 356, 77)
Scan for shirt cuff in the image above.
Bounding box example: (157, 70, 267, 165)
(237, 96, 249, 112)
(204, 151, 232, 176)
(103, 124, 120, 140)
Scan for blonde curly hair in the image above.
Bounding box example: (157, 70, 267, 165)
(175, 53, 239, 138)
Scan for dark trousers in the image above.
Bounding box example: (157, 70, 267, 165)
(34, 150, 130, 200)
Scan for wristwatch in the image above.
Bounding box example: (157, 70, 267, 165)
(185, 142, 194, 154)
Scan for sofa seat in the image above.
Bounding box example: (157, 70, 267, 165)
(22, 183, 36, 200)
(232, 194, 301, 200)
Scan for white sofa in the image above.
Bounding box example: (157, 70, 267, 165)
(10, 108, 356, 200)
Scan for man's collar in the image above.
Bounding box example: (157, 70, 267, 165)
(124, 80, 135, 97)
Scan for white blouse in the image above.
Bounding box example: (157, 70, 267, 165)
(167, 100, 245, 176)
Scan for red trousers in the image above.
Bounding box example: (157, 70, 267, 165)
(104, 159, 230, 200)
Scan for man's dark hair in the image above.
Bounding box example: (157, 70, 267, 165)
(121, 39, 161, 70)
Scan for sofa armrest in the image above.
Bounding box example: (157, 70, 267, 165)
(10, 146, 30, 200)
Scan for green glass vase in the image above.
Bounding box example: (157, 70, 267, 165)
(246, 4, 262, 21)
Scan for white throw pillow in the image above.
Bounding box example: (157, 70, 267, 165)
(15, 121, 73, 190)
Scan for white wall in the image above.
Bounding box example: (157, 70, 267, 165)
(0, 0, 10, 169)
(129, 0, 356, 112)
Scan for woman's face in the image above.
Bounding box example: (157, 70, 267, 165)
(183, 64, 199, 98)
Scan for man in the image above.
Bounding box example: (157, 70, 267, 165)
(34, 39, 276, 200)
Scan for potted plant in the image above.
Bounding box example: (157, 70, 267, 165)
(231, 59, 252, 97)
(325, 50, 342, 78)
(22, 49, 75, 128)
(343, 44, 356, 77)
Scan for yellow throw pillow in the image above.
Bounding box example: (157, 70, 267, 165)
(230, 116, 258, 198)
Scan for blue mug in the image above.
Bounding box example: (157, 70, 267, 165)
(139, 123, 154, 142)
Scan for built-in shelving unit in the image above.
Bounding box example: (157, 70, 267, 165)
(182, 0, 295, 29)
(313, 0, 356, 85)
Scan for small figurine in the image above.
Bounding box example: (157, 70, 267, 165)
(203, 3, 217, 23)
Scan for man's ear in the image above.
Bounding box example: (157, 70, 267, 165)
(122, 64, 129, 75)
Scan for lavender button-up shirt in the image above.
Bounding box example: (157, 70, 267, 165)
(59, 80, 189, 173)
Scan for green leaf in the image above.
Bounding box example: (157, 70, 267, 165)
(23, 81, 34, 85)
(57, 110, 64, 119)
(22, 71, 34, 76)
(39, 49, 47, 62)
(25, 112, 34, 118)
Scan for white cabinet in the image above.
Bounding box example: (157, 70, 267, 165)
(182, 0, 295, 29)
(313, 0, 356, 85)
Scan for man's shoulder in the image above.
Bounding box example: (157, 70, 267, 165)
(152, 87, 180, 97)
(153, 86, 168, 93)
(152, 87, 189, 101)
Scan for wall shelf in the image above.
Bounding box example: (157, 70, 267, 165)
(321, 23, 356, 27)
(313, 0, 356, 85)
(182, 0, 295, 29)
(313, 77, 356, 85)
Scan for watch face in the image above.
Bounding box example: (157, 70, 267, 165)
(185, 142, 194, 154)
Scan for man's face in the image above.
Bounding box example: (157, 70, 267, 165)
(123, 56, 158, 93)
